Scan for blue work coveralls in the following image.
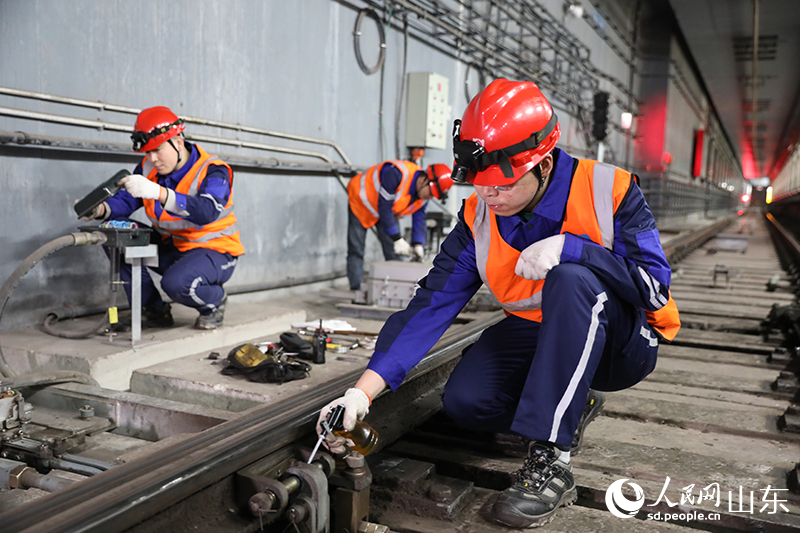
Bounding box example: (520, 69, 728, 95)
(104, 143, 238, 315)
(366, 148, 673, 447)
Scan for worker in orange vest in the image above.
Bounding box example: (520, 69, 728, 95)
(81, 106, 244, 330)
(346, 161, 452, 290)
(319, 79, 680, 528)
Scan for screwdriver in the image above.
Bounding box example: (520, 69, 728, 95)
(307, 404, 345, 463)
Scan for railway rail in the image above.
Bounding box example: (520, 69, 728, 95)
(2, 209, 800, 532)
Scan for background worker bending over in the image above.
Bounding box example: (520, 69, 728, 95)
(346, 160, 453, 290)
(80, 106, 244, 330)
(319, 79, 679, 529)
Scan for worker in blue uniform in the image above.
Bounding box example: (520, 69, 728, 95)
(81, 106, 244, 330)
(347, 161, 453, 290)
(318, 79, 680, 528)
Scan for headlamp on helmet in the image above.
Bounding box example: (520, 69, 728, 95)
(451, 111, 558, 185)
(131, 118, 185, 152)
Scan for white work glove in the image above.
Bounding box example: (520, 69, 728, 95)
(316, 388, 371, 454)
(393, 238, 412, 257)
(119, 174, 162, 200)
(515, 234, 566, 280)
(75, 200, 109, 221)
(412, 244, 425, 261)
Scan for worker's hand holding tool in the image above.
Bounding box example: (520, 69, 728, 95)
(75, 200, 108, 221)
(412, 244, 425, 261)
(515, 234, 565, 280)
(316, 388, 370, 454)
(119, 174, 163, 200)
(393, 238, 412, 257)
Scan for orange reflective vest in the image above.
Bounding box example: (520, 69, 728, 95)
(463, 159, 680, 341)
(348, 160, 426, 229)
(142, 145, 244, 256)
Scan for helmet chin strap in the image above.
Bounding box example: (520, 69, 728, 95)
(532, 164, 550, 198)
(520, 163, 551, 214)
(160, 138, 183, 175)
(168, 138, 182, 165)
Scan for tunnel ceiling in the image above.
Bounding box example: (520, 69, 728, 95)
(668, 0, 800, 180)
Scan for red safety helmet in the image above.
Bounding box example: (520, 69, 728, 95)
(131, 106, 186, 152)
(452, 79, 560, 186)
(427, 164, 453, 200)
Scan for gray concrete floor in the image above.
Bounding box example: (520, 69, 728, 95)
(0, 279, 363, 392)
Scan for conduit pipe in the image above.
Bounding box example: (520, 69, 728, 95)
(45, 459, 104, 477)
(0, 130, 360, 179)
(0, 107, 337, 164)
(0, 108, 354, 193)
(0, 86, 352, 165)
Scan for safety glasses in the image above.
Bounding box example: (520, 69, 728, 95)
(131, 119, 185, 151)
(451, 112, 558, 184)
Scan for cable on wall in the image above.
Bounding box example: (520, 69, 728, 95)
(353, 8, 386, 75)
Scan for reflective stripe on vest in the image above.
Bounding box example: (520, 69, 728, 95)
(359, 165, 386, 220)
(142, 146, 243, 255)
(348, 161, 420, 228)
(153, 203, 236, 230)
(392, 167, 425, 217)
(465, 159, 680, 340)
(593, 163, 616, 249)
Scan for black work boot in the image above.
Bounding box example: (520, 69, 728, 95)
(570, 389, 605, 455)
(194, 290, 227, 330)
(143, 302, 174, 328)
(491, 442, 577, 528)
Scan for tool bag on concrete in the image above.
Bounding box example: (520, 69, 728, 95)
(279, 331, 315, 360)
(221, 343, 311, 384)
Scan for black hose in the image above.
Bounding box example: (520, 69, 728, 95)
(0, 231, 106, 377)
(40, 290, 116, 339)
(394, 13, 409, 160)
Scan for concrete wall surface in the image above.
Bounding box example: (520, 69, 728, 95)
(0, 0, 676, 329)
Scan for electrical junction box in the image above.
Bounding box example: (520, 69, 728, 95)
(366, 260, 432, 308)
(405, 72, 450, 150)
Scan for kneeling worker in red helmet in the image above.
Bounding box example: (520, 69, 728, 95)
(81, 106, 244, 330)
(318, 79, 680, 528)
(346, 160, 453, 290)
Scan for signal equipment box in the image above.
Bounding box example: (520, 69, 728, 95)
(405, 72, 450, 150)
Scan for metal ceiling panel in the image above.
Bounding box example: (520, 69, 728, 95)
(669, 0, 800, 179)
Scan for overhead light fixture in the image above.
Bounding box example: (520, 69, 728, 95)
(621, 112, 633, 130)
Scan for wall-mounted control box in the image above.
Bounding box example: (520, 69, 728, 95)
(405, 72, 450, 150)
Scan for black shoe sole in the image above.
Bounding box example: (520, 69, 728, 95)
(571, 390, 606, 455)
(491, 487, 578, 528)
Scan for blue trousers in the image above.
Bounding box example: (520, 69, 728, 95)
(347, 206, 399, 290)
(108, 236, 237, 316)
(442, 263, 659, 447)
